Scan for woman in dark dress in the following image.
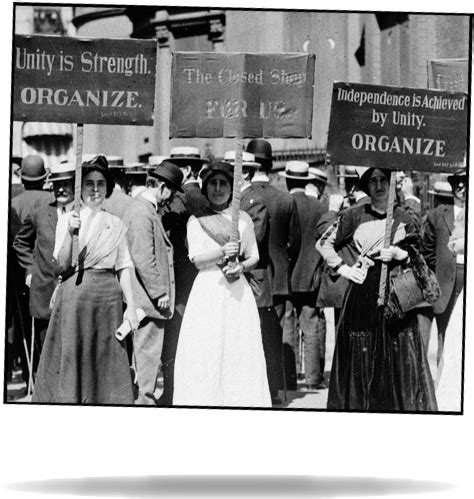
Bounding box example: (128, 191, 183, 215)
(316, 167, 437, 412)
(32, 156, 138, 405)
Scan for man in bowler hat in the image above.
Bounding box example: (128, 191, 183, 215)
(159, 147, 209, 405)
(123, 161, 183, 405)
(247, 139, 301, 390)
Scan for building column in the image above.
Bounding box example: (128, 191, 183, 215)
(153, 24, 173, 156)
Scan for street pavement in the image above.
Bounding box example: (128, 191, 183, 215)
(5, 308, 438, 409)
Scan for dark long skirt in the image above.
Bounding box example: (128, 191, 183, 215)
(32, 269, 134, 405)
(328, 263, 437, 412)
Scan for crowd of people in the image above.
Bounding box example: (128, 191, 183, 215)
(6, 139, 465, 411)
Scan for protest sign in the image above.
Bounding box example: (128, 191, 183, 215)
(327, 82, 468, 173)
(428, 58, 469, 93)
(13, 35, 157, 125)
(170, 52, 315, 138)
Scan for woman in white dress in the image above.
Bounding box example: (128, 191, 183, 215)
(173, 161, 271, 408)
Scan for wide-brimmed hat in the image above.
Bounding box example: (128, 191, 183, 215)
(337, 166, 359, 178)
(308, 167, 328, 184)
(20, 155, 48, 182)
(148, 160, 184, 192)
(428, 181, 453, 198)
(49, 162, 75, 182)
(279, 161, 316, 180)
(224, 151, 260, 169)
(359, 167, 391, 195)
(200, 161, 234, 192)
(124, 163, 148, 176)
(167, 147, 206, 169)
(447, 168, 467, 189)
(148, 155, 167, 168)
(246, 139, 273, 166)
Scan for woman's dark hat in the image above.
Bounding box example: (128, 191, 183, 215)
(82, 154, 114, 197)
(246, 139, 273, 167)
(20, 155, 48, 182)
(359, 167, 391, 195)
(200, 161, 234, 194)
(148, 161, 184, 192)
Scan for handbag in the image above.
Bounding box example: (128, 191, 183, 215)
(385, 251, 441, 321)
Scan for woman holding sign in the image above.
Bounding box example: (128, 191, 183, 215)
(172, 161, 271, 408)
(32, 155, 138, 405)
(316, 167, 438, 412)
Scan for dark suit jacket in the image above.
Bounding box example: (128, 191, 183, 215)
(240, 185, 272, 308)
(13, 193, 62, 319)
(11, 189, 51, 239)
(161, 184, 207, 307)
(421, 203, 457, 314)
(102, 189, 137, 220)
(251, 181, 301, 296)
(123, 194, 175, 320)
(183, 181, 209, 218)
(314, 197, 370, 308)
(290, 191, 325, 294)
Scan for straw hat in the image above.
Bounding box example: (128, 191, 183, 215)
(48, 162, 75, 182)
(428, 181, 453, 198)
(224, 150, 260, 169)
(167, 147, 206, 169)
(278, 161, 316, 180)
(308, 167, 328, 184)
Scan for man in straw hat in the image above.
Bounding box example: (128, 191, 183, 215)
(123, 161, 183, 405)
(247, 139, 301, 391)
(225, 150, 283, 404)
(279, 161, 326, 390)
(420, 169, 466, 361)
(13, 161, 76, 376)
(306, 166, 329, 205)
(159, 147, 209, 405)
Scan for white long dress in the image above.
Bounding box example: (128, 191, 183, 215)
(436, 290, 464, 412)
(173, 209, 272, 408)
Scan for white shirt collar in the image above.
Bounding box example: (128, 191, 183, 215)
(404, 194, 421, 203)
(289, 187, 306, 195)
(252, 172, 269, 183)
(141, 189, 158, 209)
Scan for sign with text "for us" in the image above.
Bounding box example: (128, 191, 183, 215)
(13, 35, 157, 125)
(170, 52, 315, 138)
(327, 82, 468, 173)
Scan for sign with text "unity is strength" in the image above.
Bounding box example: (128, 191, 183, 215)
(327, 82, 468, 173)
(170, 52, 315, 138)
(13, 35, 157, 126)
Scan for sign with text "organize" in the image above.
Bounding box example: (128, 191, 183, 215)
(13, 35, 157, 125)
(327, 82, 468, 173)
(170, 52, 315, 138)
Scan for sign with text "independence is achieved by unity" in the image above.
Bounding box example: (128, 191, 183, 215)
(327, 82, 468, 173)
(13, 35, 157, 125)
(170, 52, 315, 138)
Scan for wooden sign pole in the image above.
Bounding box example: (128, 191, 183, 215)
(72, 123, 84, 266)
(377, 171, 397, 306)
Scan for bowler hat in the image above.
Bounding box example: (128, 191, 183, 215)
(49, 162, 75, 182)
(279, 161, 316, 180)
(246, 139, 273, 166)
(148, 161, 184, 192)
(21, 155, 47, 182)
